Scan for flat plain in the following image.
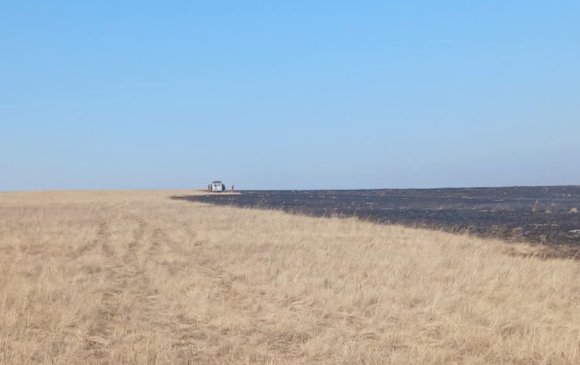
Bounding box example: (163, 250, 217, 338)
(1, 190, 580, 364)
(180, 186, 580, 245)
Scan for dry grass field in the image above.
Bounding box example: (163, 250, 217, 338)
(1, 190, 579, 364)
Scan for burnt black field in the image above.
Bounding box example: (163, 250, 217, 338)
(174, 186, 580, 246)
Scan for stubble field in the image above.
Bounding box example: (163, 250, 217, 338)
(1, 190, 579, 364)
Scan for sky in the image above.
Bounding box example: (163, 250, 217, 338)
(1, 1, 579, 191)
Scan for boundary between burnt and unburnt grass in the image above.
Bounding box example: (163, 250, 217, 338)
(172, 186, 580, 258)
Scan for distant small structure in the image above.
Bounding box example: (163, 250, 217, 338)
(210, 180, 226, 192)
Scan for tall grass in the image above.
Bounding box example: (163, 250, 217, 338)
(0, 191, 579, 364)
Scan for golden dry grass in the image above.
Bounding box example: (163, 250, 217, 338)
(1, 190, 579, 364)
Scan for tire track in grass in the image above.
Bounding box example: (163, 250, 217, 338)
(117, 210, 310, 362)
(69, 203, 121, 261)
(83, 218, 119, 361)
(69, 221, 108, 260)
(83, 215, 158, 362)
(142, 222, 230, 354)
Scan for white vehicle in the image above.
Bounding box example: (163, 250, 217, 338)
(210, 181, 226, 192)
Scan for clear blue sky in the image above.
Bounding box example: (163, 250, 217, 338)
(1, 1, 579, 191)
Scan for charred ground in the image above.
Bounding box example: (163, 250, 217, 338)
(174, 186, 580, 246)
